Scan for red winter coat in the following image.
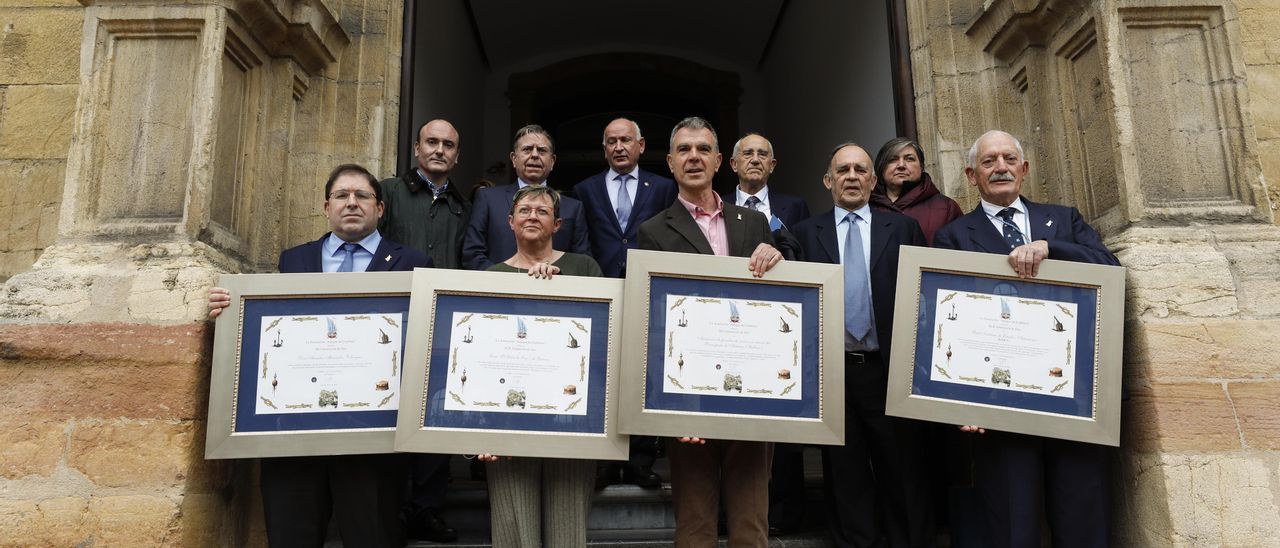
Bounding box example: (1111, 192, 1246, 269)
(869, 172, 962, 246)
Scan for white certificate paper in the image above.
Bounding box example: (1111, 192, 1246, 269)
(442, 312, 592, 416)
(929, 290, 1078, 397)
(254, 313, 404, 414)
(661, 294, 802, 400)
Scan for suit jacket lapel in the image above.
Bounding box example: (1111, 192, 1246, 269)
(626, 172, 653, 230)
(665, 203, 714, 255)
(868, 211, 892, 271)
(964, 208, 1008, 253)
(815, 211, 840, 264)
(1022, 198, 1060, 241)
(724, 205, 751, 257)
(364, 239, 395, 272)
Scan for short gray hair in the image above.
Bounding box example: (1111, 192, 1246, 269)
(602, 118, 642, 144)
(824, 141, 866, 177)
(669, 116, 719, 152)
(967, 130, 1025, 168)
(732, 133, 772, 159)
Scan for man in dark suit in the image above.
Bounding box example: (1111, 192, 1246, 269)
(723, 132, 809, 534)
(934, 130, 1118, 547)
(637, 117, 784, 547)
(210, 164, 432, 547)
(792, 143, 934, 548)
(573, 118, 677, 489)
(462, 124, 590, 270)
(723, 133, 811, 230)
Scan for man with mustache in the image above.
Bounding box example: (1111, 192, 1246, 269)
(572, 118, 677, 489)
(463, 124, 591, 270)
(637, 116, 785, 547)
(792, 143, 933, 547)
(934, 130, 1119, 547)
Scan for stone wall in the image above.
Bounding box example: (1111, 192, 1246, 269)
(1238, 0, 1280, 224)
(0, 1, 82, 283)
(906, 0, 1280, 544)
(0, 0, 406, 544)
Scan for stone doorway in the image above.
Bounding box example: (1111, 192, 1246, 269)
(398, 0, 912, 209)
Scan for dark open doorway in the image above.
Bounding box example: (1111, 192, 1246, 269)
(398, 0, 914, 218)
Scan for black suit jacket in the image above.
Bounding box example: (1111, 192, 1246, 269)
(722, 188, 812, 230)
(278, 233, 433, 273)
(792, 208, 926, 358)
(637, 200, 774, 257)
(461, 184, 591, 270)
(933, 197, 1119, 266)
(573, 169, 678, 277)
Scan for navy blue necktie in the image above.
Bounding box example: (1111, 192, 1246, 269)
(337, 242, 357, 272)
(997, 208, 1025, 249)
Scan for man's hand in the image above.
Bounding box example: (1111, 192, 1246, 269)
(748, 243, 783, 278)
(959, 425, 986, 434)
(526, 262, 561, 280)
(208, 287, 231, 319)
(677, 436, 708, 445)
(1007, 240, 1049, 278)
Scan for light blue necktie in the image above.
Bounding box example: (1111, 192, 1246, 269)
(337, 242, 357, 273)
(615, 174, 633, 232)
(843, 212, 872, 341)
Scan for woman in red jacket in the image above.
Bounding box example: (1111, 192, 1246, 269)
(870, 137, 963, 245)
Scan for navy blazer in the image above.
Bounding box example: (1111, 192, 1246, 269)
(933, 197, 1119, 266)
(792, 208, 925, 358)
(573, 169, 678, 277)
(722, 188, 812, 230)
(461, 184, 592, 271)
(278, 233, 433, 273)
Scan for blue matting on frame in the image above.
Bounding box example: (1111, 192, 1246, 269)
(235, 296, 409, 433)
(422, 294, 610, 434)
(912, 270, 1098, 418)
(643, 276, 822, 419)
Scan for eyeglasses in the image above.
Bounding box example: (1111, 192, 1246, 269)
(514, 206, 553, 219)
(328, 190, 377, 202)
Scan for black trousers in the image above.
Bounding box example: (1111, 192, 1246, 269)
(260, 454, 407, 548)
(974, 431, 1111, 547)
(823, 352, 935, 548)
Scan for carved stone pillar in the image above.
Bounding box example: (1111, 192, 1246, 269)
(0, 0, 347, 323)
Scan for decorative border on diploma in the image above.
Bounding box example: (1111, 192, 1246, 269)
(885, 247, 1126, 446)
(205, 272, 414, 459)
(619, 249, 845, 445)
(395, 269, 628, 461)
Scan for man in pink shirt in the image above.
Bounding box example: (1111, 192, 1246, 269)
(636, 116, 784, 546)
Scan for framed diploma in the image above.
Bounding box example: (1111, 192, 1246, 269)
(886, 246, 1125, 446)
(395, 269, 628, 460)
(205, 272, 414, 459)
(619, 249, 845, 445)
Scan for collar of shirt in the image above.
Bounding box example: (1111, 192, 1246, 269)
(415, 168, 449, 196)
(678, 192, 724, 219)
(517, 178, 545, 189)
(833, 203, 873, 266)
(979, 197, 1029, 239)
(322, 230, 382, 272)
(607, 166, 640, 183)
(736, 185, 770, 207)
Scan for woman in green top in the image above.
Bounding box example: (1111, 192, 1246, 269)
(479, 185, 601, 547)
